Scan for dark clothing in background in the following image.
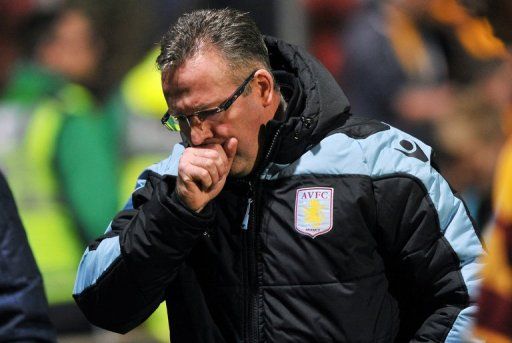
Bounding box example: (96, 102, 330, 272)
(0, 170, 56, 342)
(339, 2, 447, 143)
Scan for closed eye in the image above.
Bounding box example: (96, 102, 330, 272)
(195, 107, 223, 121)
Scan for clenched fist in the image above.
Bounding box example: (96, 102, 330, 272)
(176, 138, 238, 212)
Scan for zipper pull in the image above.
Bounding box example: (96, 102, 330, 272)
(241, 198, 253, 230)
(294, 116, 313, 140)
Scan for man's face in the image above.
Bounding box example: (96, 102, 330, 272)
(162, 49, 272, 177)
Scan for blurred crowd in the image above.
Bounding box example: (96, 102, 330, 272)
(0, 0, 511, 341)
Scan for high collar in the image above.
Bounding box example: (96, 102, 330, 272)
(259, 36, 351, 166)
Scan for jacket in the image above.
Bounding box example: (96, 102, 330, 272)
(73, 37, 483, 342)
(474, 138, 512, 341)
(0, 170, 56, 342)
(0, 66, 118, 305)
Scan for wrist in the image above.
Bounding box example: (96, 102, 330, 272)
(171, 191, 213, 218)
(175, 187, 201, 212)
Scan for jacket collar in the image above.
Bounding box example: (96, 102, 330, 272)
(260, 36, 351, 166)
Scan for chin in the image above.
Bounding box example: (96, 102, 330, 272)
(228, 159, 252, 178)
(228, 167, 249, 178)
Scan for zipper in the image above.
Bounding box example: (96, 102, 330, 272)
(249, 184, 258, 343)
(241, 198, 253, 230)
(242, 181, 254, 343)
(244, 127, 282, 343)
(242, 226, 248, 343)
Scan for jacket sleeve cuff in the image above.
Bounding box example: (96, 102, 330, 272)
(170, 190, 215, 221)
(144, 174, 215, 233)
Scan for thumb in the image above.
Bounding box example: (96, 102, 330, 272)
(223, 137, 238, 167)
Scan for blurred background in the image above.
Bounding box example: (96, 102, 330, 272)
(0, 0, 509, 341)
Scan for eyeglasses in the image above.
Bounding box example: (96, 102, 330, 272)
(161, 69, 258, 131)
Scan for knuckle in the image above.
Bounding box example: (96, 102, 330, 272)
(178, 161, 192, 173)
(178, 164, 187, 175)
(204, 158, 214, 168)
(199, 168, 209, 179)
(217, 157, 227, 168)
(209, 152, 220, 162)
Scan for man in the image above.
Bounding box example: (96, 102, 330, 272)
(74, 8, 483, 342)
(0, 170, 56, 342)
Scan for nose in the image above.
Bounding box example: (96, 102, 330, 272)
(188, 120, 214, 146)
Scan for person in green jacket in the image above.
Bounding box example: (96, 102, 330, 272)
(0, 5, 118, 334)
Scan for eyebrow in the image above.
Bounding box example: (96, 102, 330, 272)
(193, 103, 216, 112)
(170, 96, 223, 114)
(169, 100, 219, 115)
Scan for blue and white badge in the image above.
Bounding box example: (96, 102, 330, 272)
(294, 187, 334, 238)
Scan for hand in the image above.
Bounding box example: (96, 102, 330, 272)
(176, 138, 238, 212)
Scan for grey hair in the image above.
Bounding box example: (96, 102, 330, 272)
(156, 8, 271, 82)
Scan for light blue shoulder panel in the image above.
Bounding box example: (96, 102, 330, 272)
(73, 237, 121, 295)
(73, 143, 185, 295)
(261, 133, 370, 180)
(266, 126, 483, 339)
(146, 142, 184, 177)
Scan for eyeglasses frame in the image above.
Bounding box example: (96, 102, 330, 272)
(161, 69, 258, 130)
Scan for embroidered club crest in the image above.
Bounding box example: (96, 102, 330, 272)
(295, 187, 334, 238)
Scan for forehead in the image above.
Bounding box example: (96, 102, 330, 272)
(162, 49, 235, 101)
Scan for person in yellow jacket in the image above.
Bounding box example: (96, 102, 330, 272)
(460, 0, 512, 341)
(475, 140, 512, 341)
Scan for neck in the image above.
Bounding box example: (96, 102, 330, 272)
(273, 93, 288, 121)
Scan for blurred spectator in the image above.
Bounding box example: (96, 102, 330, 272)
(0, 0, 37, 92)
(475, 139, 512, 341)
(460, 0, 512, 341)
(461, 0, 512, 44)
(434, 88, 505, 230)
(78, 0, 171, 100)
(337, 0, 506, 145)
(0, 169, 56, 342)
(304, 0, 359, 76)
(0, 4, 118, 335)
(428, 0, 507, 83)
(104, 49, 180, 205)
(339, 0, 452, 143)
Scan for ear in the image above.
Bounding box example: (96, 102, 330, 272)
(253, 69, 275, 107)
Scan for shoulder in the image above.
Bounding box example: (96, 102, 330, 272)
(266, 117, 434, 180)
(133, 143, 185, 188)
(349, 121, 434, 178)
(119, 142, 185, 211)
